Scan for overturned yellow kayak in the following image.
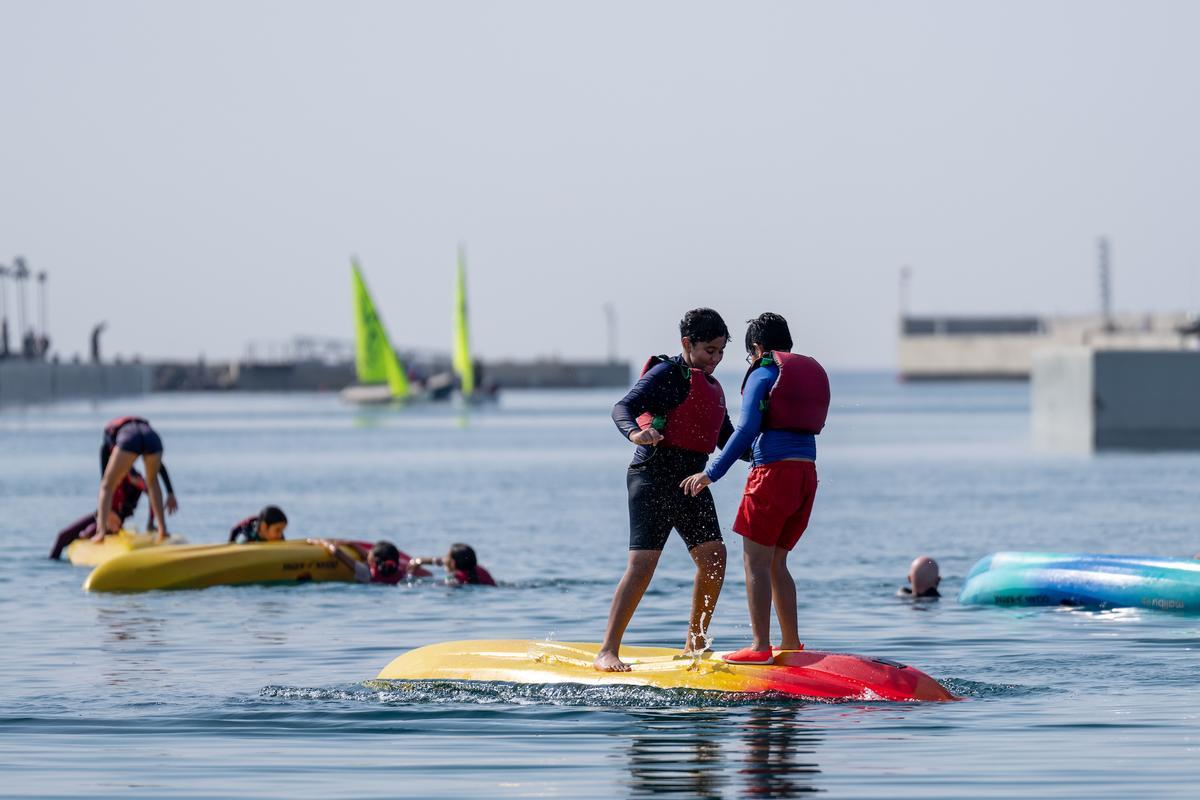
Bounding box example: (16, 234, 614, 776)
(376, 640, 957, 702)
(83, 540, 364, 592)
(66, 529, 186, 568)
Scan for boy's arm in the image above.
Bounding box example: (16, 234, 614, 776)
(611, 362, 687, 441)
(704, 369, 771, 482)
(310, 538, 369, 582)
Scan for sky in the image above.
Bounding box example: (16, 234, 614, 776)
(1, 1, 1198, 369)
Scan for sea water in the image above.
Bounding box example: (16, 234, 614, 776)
(2, 374, 1199, 798)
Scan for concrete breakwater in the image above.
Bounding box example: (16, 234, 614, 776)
(0, 362, 151, 408)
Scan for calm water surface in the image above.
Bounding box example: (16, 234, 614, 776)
(2, 374, 1199, 798)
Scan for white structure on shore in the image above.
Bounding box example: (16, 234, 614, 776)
(899, 311, 1198, 380)
(1032, 348, 1200, 452)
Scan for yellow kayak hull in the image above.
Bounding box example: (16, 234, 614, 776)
(376, 640, 957, 702)
(83, 541, 363, 592)
(66, 529, 186, 568)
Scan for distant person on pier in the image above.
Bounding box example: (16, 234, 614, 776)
(92, 416, 169, 544)
(90, 322, 106, 363)
(229, 506, 288, 543)
(899, 556, 941, 599)
(681, 312, 829, 665)
(595, 308, 736, 672)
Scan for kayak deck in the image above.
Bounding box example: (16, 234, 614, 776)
(376, 640, 957, 702)
(66, 529, 185, 568)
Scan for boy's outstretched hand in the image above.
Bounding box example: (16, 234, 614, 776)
(679, 472, 712, 496)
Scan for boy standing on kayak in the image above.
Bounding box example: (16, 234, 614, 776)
(681, 313, 829, 665)
(595, 308, 737, 672)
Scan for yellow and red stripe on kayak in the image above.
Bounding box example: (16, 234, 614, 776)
(376, 640, 957, 702)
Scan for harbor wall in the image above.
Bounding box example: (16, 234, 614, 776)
(0, 361, 151, 408)
(900, 311, 1197, 380)
(1032, 348, 1200, 452)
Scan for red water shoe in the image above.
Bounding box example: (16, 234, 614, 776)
(721, 647, 774, 665)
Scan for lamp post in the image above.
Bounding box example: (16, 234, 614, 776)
(0, 263, 9, 358)
(37, 271, 48, 354)
(13, 257, 30, 349)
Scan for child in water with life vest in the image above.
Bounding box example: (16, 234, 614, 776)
(408, 543, 497, 586)
(229, 506, 288, 542)
(308, 539, 495, 586)
(681, 312, 829, 665)
(595, 308, 738, 673)
(94, 416, 172, 544)
(49, 468, 163, 559)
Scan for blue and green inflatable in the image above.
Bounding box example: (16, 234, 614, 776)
(959, 552, 1200, 611)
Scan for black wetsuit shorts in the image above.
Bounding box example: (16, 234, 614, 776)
(627, 446, 722, 552)
(114, 421, 163, 455)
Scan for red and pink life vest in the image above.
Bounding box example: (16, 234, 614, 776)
(635, 356, 727, 454)
(744, 351, 830, 434)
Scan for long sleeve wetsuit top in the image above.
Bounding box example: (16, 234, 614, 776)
(703, 363, 816, 482)
(611, 355, 735, 467)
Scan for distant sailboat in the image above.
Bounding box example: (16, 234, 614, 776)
(452, 246, 475, 399)
(340, 259, 412, 405)
(452, 246, 497, 403)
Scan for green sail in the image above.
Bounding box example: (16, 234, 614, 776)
(452, 246, 474, 398)
(350, 260, 410, 398)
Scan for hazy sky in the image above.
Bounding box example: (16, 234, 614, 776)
(2, 1, 1198, 369)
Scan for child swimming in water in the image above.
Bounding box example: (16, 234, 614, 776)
(408, 543, 496, 586)
(310, 538, 413, 585)
(229, 506, 288, 543)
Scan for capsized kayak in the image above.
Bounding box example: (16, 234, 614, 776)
(375, 640, 957, 702)
(83, 540, 422, 592)
(959, 552, 1200, 611)
(66, 529, 187, 568)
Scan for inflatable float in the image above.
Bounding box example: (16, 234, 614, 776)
(959, 552, 1200, 611)
(84, 540, 427, 592)
(375, 640, 957, 702)
(66, 529, 186, 568)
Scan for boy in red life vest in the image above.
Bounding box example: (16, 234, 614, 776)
(94, 416, 170, 544)
(407, 543, 497, 586)
(595, 308, 738, 673)
(681, 313, 829, 665)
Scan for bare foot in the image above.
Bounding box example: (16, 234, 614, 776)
(776, 640, 805, 652)
(88, 532, 107, 544)
(594, 649, 631, 672)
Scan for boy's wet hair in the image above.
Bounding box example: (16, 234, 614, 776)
(745, 312, 792, 354)
(450, 542, 480, 583)
(679, 308, 730, 344)
(259, 505, 288, 526)
(371, 541, 400, 564)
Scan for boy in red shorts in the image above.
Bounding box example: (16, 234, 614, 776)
(681, 312, 829, 665)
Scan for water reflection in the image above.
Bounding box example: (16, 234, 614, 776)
(623, 706, 822, 798)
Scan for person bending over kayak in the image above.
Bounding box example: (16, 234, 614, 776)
(93, 417, 170, 544)
(408, 543, 497, 586)
(49, 469, 153, 559)
(681, 312, 829, 665)
(595, 308, 738, 673)
(99, 419, 179, 532)
(229, 506, 288, 543)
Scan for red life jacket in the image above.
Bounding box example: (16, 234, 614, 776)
(635, 355, 727, 454)
(453, 565, 497, 586)
(743, 351, 830, 434)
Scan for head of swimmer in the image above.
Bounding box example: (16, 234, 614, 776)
(679, 308, 729, 374)
(907, 556, 940, 596)
(258, 505, 288, 541)
(446, 543, 478, 576)
(368, 540, 401, 579)
(744, 312, 793, 361)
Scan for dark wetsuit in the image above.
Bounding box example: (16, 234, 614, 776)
(899, 586, 941, 599)
(47, 472, 156, 561)
(612, 356, 737, 551)
(229, 517, 264, 543)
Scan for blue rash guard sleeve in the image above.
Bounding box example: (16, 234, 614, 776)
(705, 366, 773, 482)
